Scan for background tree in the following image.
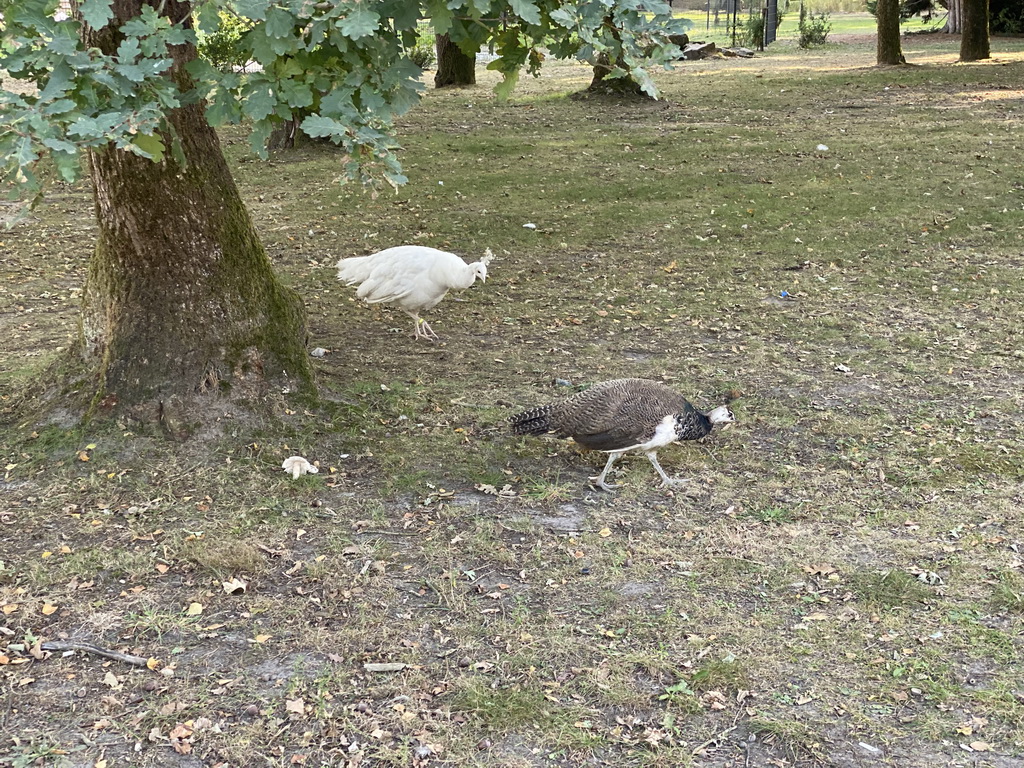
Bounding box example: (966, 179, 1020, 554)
(588, 14, 644, 96)
(946, 0, 965, 32)
(960, 0, 991, 60)
(875, 0, 907, 64)
(0, 0, 688, 429)
(434, 33, 476, 88)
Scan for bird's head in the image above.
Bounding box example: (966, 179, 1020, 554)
(706, 405, 736, 426)
(473, 248, 494, 283)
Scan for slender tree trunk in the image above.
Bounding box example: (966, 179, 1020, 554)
(77, 0, 313, 433)
(434, 34, 476, 87)
(959, 0, 991, 60)
(946, 0, 964, 33)
(876, 0, 906, 65)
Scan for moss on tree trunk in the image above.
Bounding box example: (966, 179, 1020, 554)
(75, 0, 313, 434)
(434, 34, 476, 88)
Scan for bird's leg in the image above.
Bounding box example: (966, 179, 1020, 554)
(645, 451, 689, 488)
(418, 318, 439, 341)
(590, 452, 624, 492)
(407, 312, 438, 342)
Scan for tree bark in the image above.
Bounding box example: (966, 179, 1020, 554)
(876, 0, 906, 65)
(946, 0, 964, 33)
(434, 34, 476, 87)
(586, 16, 650, 97)
(77, 0, 313, 432)
(267, 115, 302, 150)
(959, 0, 991, 61)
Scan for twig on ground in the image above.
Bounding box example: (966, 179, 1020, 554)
(40, 640, 150, 667)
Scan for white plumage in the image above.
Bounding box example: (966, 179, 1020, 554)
(336, 245, 493, 341)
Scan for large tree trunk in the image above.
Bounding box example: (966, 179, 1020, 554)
(946, 0, 964, 33)
(876, 0, 906, 65)
(434, 34, 476, 87)
(959, 0, 991, 61)
(77, 0, 313, 433)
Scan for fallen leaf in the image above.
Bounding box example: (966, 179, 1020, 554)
(102, 671, 121, 689)
(970, 742, 991, 752)
(285, 698, 305, 714)
(41, 603, 59, 615)
(363, 662, 408, 673)
(185, 602, 203, 616)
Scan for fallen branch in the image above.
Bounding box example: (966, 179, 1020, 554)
(40, 640, 150, 667)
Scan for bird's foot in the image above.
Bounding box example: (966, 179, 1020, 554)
(414, 319, 439, 342)
(658, 477, 691, 488)
(589, 475, 620, 492)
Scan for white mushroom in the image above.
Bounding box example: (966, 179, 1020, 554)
(281, 455, 318, 479)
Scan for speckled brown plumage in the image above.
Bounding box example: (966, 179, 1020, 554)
(510, 378, 735, 491)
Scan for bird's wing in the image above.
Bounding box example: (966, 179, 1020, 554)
(555, 380, 692, 452)
(340, 246, 476, 315)
(353, 251, 433, 303)
(356, 270, 418, 304)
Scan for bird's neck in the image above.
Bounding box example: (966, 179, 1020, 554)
(674, 410, 712, 440)
(451, 265, 478, 290)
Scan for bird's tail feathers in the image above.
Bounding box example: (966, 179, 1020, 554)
(509, 405, 554, 435)
(336, 255, 373, 284)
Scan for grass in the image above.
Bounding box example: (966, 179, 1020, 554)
(677, 10, 943, 48)
(3, 32, 1024, 768)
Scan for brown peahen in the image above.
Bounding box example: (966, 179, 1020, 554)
(510, 378, 735, 491)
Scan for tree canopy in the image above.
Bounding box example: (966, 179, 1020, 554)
(1, 0, 689, 206)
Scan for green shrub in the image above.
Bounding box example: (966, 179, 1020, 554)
(993, 1, 1024, 33)
(742, 14, 766, 47)
(196, 13, 254, 72)
(798, 3, 832, 47)
(406, 38, 437, 69)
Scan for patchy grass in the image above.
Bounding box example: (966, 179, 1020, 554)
(677, 10, 943, 48)
(3, 34, 1024, 768)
